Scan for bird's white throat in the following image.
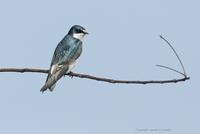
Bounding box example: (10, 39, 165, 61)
(73, 33, 85, 40)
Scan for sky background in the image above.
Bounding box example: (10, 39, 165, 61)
(0, 0, 199, 134)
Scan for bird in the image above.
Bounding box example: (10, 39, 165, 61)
(40, 25, 88, 92)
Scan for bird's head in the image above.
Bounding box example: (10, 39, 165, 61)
(68, 25, 88, 40)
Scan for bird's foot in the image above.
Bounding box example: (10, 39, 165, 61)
(68, 71, 74, 79)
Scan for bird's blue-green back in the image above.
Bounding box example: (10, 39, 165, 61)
(51, 35, 82, 66)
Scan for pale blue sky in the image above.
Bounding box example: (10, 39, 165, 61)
(0, 0, 199, 134)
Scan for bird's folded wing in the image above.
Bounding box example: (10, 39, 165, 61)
(45, 66, 69, 89)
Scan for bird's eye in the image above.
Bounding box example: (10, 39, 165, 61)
(77, 29, 82, 33)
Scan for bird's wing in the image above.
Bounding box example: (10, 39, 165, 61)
(51, 36, 82, 66)
(40, 65, 69, 92)
(44, 42, 69, 83)
(46, 36, 82, 81)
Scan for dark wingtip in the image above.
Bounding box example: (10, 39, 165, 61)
(40, 85, 47, 93)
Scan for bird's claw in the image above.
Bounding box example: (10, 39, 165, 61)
(69, 71, 73, 79)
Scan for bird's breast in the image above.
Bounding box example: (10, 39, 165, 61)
(67, 58, 79, 73)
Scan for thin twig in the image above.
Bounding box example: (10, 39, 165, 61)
(156, 65, 185, 76)
(159, 35, 187, 76)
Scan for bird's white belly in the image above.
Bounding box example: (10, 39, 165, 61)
(50, 59, 79, 75)
(67, 62, 76, 73)
(67, 59, 79, 73)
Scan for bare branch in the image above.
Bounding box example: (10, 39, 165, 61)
(0, 36, 190, 85)
(0, 67, 190, 84)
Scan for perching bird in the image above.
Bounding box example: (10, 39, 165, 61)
(40, 25, 88, 92)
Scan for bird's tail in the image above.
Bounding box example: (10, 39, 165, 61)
(40, 82, 56, 92)
(40, 70, 54, 92)
(40, 73, 58, 92)
(40, 66, 69, 92)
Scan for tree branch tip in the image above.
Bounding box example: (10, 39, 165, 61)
(158, 35, 188, 77)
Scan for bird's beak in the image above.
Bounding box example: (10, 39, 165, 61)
(83, 29, 89, 35)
